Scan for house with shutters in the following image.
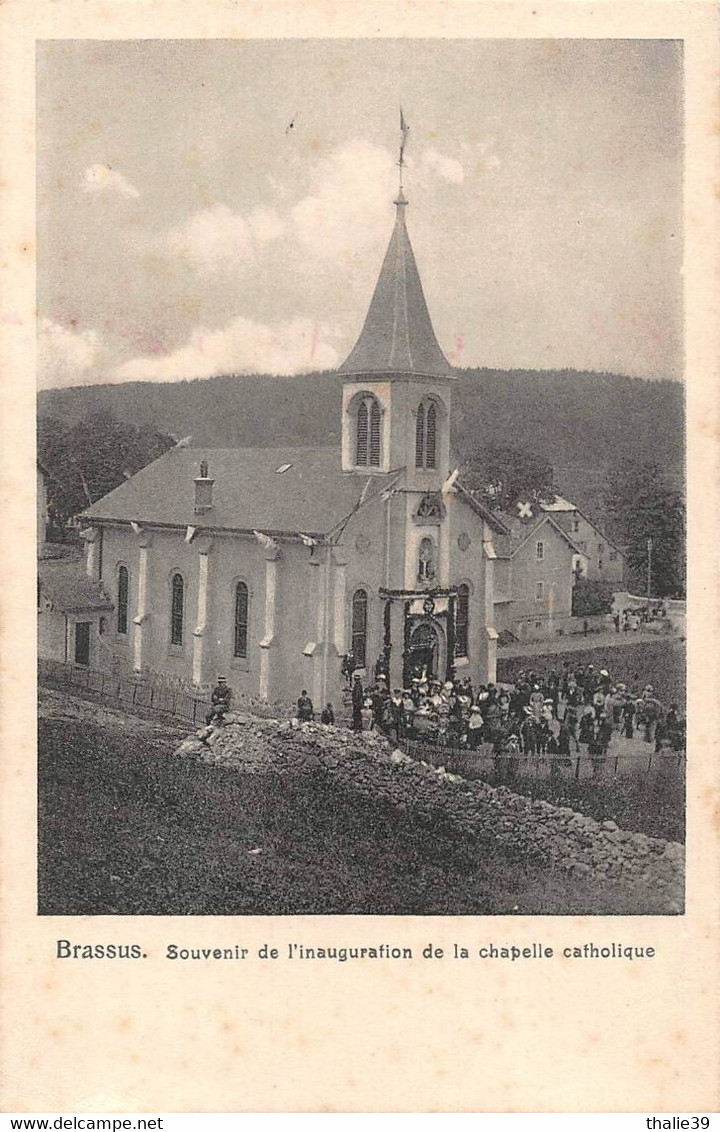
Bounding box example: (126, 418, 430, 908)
(77, 182, 510, 709)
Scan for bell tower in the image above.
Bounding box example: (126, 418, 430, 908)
(339, 132, 455, 486)
(338, 113, 460, 631)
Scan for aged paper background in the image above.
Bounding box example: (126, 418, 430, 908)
(1, 0, 719, 1114)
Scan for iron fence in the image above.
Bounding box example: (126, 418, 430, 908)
(39, 657, 213, 727)
(400, 737, 686, 783)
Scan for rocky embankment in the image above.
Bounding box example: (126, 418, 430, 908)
(175, 714, 684, 898)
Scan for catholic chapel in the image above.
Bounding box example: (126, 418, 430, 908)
(80, 184, 509, 710)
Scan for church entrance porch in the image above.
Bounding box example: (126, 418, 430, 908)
(377, 589, 457, 690)
(406, 621, 441, 683)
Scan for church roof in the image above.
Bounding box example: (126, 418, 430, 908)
(339, 195, 453, 379)
(83, 447, 397, 538)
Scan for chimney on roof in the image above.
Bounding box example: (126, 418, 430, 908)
(194, 459, 214, 514)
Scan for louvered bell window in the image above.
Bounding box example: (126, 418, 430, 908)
(369, 401, 381, 466)
(356, 402, 368, 466)
(356, 397, 381, 468)
(415, 400, 438, 469)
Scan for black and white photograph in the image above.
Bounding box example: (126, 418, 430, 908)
(36, 37, 686, 918)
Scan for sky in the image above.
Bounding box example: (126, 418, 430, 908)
(36, 38, 683, 390)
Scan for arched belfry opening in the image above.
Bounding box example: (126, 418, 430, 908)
(338, 147, 456, 477)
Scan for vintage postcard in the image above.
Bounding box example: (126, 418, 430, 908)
(1, 0, 718, 1114)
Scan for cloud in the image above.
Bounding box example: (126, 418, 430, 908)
(291, 140, 396, 260)
(82, 164, 140, 199)
(38, 318, 103, 390)
(167, 204, 284, 275)
(462, 139, 502, 173)
(113, 315, 339, 382)
(421, 148, 465, 184)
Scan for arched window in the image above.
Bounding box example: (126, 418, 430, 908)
(117, 565, 129, 635)
(355, 395, 381, 468)
(415, 400, 439, 469)
(170, 572, 184, 646)
(351, 589, 368, 668)
(234, 582, 249, 659)
(418, 537, 436, 582)
(356, 401, 368, 465)
(455, 584, 470, 657)
(415, 406, 425, 467)
(369, 401, 381, 466)
(425, 403, 437, 468)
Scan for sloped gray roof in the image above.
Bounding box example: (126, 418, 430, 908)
(339, 196, 453, 379)
(493, 512, 584, 559)
(83, 447, 397, 537)
(39, 559, 113, 613)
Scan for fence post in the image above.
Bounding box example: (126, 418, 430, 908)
(574, 755, 581, 780)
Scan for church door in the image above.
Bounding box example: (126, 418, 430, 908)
(407, 621, 439, 683)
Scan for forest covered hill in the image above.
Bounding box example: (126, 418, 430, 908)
(38, 366, 685, 475)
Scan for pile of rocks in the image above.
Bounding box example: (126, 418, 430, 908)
(175, 714, 684, 894)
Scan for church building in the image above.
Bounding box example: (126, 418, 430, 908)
(80, 180, 509, 710)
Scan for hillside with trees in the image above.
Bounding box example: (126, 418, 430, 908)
(38, 367, 684, 471)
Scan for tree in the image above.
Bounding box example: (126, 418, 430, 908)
(38, 409, 174, 530)
(459, 443, 556, 512)
(604, 459, 685, 597)
(572, 578, 615, 617)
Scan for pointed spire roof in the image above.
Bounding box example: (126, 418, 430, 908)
(339, 194, 453, 379)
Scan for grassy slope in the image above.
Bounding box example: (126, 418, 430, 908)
(38, 710, 679, 917)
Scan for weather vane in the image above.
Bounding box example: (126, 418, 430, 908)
(398, 107, 409, 194)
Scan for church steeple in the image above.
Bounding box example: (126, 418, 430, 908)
(340, 114, 455, 480)
(339, 189, 453, 379)
(340, 109, 452, 380)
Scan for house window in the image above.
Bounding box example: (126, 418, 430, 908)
(572, 519, 580, 533)
(415, 400, 438, 469)
(234, 582, 249, 658)
(536, 540, 544, 561)
(609, 550, 617, 562)
(355, 396, 381, 468)
(598, 542, 604, 555)
(418, 537, 436, 582)
(117, 565, 129, 635)
(351, 589, 368, 669)
(170, 572, 184, 646)
(536, 581, 544, 600)
(455, 584, 470, 657)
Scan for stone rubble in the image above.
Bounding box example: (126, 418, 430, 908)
(174, 713, 684, 895)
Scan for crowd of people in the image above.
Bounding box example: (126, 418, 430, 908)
(335, 661, 686, 777)
(205, 662, 685, 782)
